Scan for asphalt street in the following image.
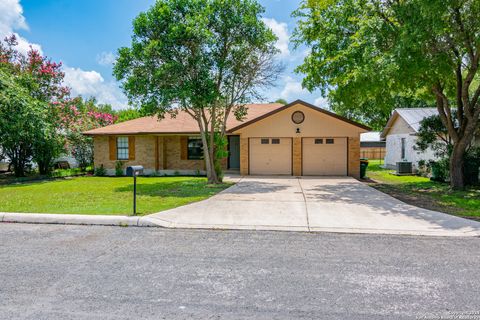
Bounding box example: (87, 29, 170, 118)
(0, 223, 479, 320)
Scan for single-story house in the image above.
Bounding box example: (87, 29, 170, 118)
(381, 108, 439, 169)
(360, 132, 385, 160)
(84, 100, 370, 178)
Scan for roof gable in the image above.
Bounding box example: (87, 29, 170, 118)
(228, 100, 371, 133)
(381, 108, 438, 138)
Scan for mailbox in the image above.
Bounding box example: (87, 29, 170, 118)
(126, 165, 144, 177)
(126, 165, 143, 215)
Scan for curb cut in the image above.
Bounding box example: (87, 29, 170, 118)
(1, 212, 159, 228)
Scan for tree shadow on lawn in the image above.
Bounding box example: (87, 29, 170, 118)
(114, 180, 231, 198)
(0, 176, 77, 188)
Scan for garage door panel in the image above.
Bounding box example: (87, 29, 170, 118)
(303, 138, 347, 176)
(250, 138, 292, 175)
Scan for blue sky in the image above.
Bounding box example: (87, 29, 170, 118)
(2, 0, 326, 109)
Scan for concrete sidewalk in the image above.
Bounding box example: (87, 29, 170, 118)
(2, 175, 480, 237)
(145, 176, 480, 237)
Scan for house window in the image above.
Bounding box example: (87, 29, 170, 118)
(326, 138, 334, 144)
(188, 137, 203, 160)
(315, 138, 323, 144)
(271, 138, 280, 144)
(261, 138, 269, 144)
(401, 138, 406, 159)
(117, 137, 129, 160)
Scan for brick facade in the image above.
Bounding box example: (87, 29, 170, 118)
(240, 138, 249, 175)
(292, 137, 302, 176)
(94, 134, 362, 178)
(94, 135, 157, 174)
(348, 136, 361, 179)
(94, 135, 210, 175)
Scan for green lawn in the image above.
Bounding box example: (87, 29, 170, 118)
(0, 176, 231, 216)
(366, 160, 480, 218)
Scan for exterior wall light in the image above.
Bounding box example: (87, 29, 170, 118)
(296, 128, 301, 134)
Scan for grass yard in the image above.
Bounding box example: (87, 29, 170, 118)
(365, 160, 480, 218)
(0, 176, 231, 216)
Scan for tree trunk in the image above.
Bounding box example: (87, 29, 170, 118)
(449, 143, 466, 190)
(197, 119, 219, 184)
(12, 161, 25, 177)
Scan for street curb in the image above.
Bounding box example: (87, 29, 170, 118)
(2, 212, 479, 237)
(0, 212, 159, 227)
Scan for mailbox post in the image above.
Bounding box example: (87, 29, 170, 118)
(126, 166, 144, 215)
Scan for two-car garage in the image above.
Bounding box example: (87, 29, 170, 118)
(248, 137, 348, 176)
(228, 100, 370, 178)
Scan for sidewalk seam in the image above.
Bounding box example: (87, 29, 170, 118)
(297, 177, 311, 232)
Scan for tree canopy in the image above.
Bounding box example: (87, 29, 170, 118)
(114, 0, 281, 183)
(293, 0, 480, 188)
(0, 36, 117, 176)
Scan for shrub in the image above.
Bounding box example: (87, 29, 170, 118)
(94, 164, 107, 176)
(430, 158, 449, 182)
(115, 161, 124, 176)
(464, 147, 480, 185)
(417, 160, 431, 178)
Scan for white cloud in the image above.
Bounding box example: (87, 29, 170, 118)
(262, 18, 290, 57)
(96, 51, 116, 66)
(0, 1, 127, 110)
(0, 0, 42, 54)
(314, 97, 328, 108)
(63, 66, 128, 109)
(280, 76, 308, 100)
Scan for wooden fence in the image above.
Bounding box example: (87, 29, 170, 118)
(360, 147, 386, 160)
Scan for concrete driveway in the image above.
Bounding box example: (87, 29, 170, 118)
(145, 176, 480, 236)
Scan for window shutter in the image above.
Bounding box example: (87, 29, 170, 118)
(128, 136, 135, 160)
(180, 136, 188, 160)
(109, 136, 116, 161)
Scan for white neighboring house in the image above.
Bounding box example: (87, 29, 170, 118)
(381, 108, 439, 170)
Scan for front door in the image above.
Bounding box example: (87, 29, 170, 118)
(228, 136, 240, 169)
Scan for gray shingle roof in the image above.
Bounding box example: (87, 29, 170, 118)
(395, 108, 438, 132)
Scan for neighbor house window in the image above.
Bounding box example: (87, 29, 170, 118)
(401, 138, 406, 159)
(117, 137, 129, 160)
(188, 137, 203, 160)
(326, 138, 334, 144)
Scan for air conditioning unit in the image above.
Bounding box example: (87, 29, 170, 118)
(396, 162, 412, 174)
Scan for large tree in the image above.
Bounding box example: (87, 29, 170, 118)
(0, 35, 70, 175)
(0, 70, 47, 177)
(293, 0, 480, 189)
(114, 0, 281, 183)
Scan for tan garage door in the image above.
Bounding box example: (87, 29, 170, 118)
(302, 138, 347, 176)
(249, 138, 292, 175)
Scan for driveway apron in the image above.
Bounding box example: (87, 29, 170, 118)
(145, 176, 480, 236)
